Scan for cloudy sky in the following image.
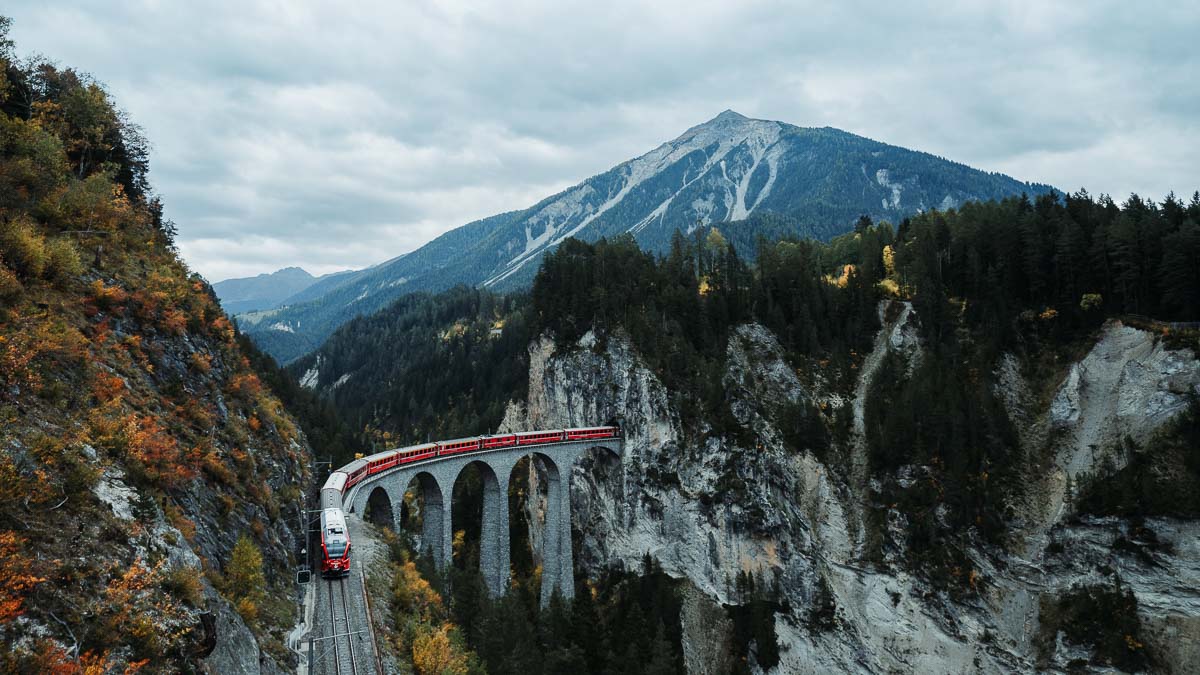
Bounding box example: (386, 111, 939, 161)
(7, 1, 1197, 282)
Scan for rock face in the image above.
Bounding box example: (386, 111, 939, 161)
(509, 316, 1200, 673)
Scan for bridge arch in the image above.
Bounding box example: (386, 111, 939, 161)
(505, 451, 569, 603)
(364, 485, 394, 530)
(405, 471, 449, 566)
(451, 460, 509, 594)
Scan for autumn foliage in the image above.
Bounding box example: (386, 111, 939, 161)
(0, 532, 45, 623)
(1, 15, 311, 673)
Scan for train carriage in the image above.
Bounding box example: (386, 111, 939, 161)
(366, 450, 401, 475)
(482, 434, 517, 449)
(342, 459, 368, 489)
(320, 471, 348, 510)
(438, 437, 483, 456)
(319, 508, 351, 577)
(515, 430, 566, 445)
(565, 426, 619, 441)
(398, 442, 439, 465)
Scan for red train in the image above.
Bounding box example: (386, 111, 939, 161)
(319, 507, 350, 577)
(317, 426, 620, 575)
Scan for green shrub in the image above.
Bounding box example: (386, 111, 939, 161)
(226, 533, 266, 613)
(160, 565, 205, 606)
(43, 237, 82, 283)
(1037, 579, 1152, 672)
(0, 259, 21, 300)
(0, 217, 46, 278)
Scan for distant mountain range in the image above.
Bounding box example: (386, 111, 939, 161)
(212, 266, 356, 315)
(239, 110, 1053, 363)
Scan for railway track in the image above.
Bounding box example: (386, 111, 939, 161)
(326, 577, 359, 675)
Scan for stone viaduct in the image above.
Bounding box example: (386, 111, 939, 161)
(341, 439, 622, 604)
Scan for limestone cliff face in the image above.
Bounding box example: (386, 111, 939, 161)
(508, 314, 1200, 673)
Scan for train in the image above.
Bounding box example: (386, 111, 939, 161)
(319, 508, 351, 577)
(317, 426, 620, 576)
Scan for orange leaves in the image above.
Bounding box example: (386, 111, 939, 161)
(159, 308, 187, 336)
(0, 311, 83, 398)
(412, 623, 470, 675)
(0, 330, 40, 393)
(224, 534, 266, 628)
(94, 556, 194, 659)
(88, 407, 198, 490)
(162, 501, 196, 544)
(28, 644, 122, 675)
(393, 561, 444, 622)
(87, 279, 127, 313)
(201, 450, 235, 486)
(188, 352, 212, 374)
(0, 531, 46, 624)
(124, 415, 197, 489)
(392, 559, 472, 675)
(228, 372, 263, 400)
(209, 315, 234, 344)
(91, 371, 125, 403)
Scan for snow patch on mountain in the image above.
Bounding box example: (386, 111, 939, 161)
(486, 113, 786, 286)
(730, 123, 783, 221)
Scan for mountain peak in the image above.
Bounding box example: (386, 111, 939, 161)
(243, 112, 1052, 363)
(708, 109, 748, 124)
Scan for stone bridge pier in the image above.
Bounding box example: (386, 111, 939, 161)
(345, 440, 621, 604)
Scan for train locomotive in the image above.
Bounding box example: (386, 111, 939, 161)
(316, 427, 619, 576)
(319, 507, 351, 577)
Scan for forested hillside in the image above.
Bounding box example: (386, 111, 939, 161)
(301, 185, 1199, 672)
(300, 187, 1200, 494)
(0, 19, 319, 671)
(289, 288, 531, 456)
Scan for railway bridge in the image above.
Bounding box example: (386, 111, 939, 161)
(339, 435, 622, 603)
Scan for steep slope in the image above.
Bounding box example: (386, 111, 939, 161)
(244, 111, 1051, 363)
(212, 266, 318, 315)
(515, 316, 1200, 673)
(1, 27, 310, 673)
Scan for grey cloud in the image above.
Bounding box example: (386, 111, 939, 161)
(6, 0, 1197, 281)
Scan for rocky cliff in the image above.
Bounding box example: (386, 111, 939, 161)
(0, 27, 315, 672)
(506, 311, 1200, 673)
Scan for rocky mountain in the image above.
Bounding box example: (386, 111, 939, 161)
(212, 266, 358, 315)
(242, 111, 1052, 364)
(510, 314, 1200, 673)
(1, 27, 316, 673)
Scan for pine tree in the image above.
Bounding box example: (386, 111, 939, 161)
(1160, 221, 1200, 319)
(644, 621, 679, 675)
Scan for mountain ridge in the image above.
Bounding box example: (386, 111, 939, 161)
(243, 110, 1054, 363)
(213, 265, 360, 315)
